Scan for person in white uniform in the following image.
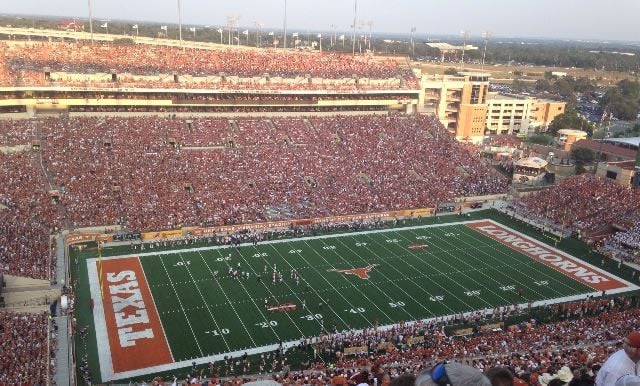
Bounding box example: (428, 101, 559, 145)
(596, 331, 640, 386)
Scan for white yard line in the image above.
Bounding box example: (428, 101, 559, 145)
(299, 239, 387, 326)
(158, 255, 205, 356)
(225, 247, 310, 339)
(392, 228, 511, 307)
(179, 252, 236, 352)
(361, 233, 476, 311)
(266, 243, 353, 329)
(343, 234, 442, 319)
(331, 236, 419, 321)
(454, 225, 577, 296)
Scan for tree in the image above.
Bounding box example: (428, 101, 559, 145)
(535, 79, 553, 92)
(527, 134, 554, 145)
(570, 147, 595, 164)
(547, 110, 594, 136)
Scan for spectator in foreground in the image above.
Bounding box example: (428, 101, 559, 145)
(596, 331, 640, 386)
(415, 362, 491, 386)
(616, 375, 640, 386)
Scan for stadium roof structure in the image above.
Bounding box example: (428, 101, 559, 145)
(600, 137, 640, 150)
(514, 156, 548, 169)
(573, 139, 638, 160)
(426, 43, 479, 52)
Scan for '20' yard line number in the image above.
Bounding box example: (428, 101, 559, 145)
(256, 321, 278, 328)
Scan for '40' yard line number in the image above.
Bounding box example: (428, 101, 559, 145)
(252, 252, 268, 258)
(205, 328, 230, 335)
(289, 249, 302, 254)
(345, 307, 365, 314)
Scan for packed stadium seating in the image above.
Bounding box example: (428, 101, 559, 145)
(0, 311, 55, 385)
(37, 115, 507, 231)
(0, 41, 419, 90)
(514, 174, 640, 237)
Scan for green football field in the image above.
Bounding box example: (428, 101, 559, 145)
(83, 216, 637, 381)
(142, 222, 591, 361)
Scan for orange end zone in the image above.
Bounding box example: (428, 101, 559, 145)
(98, 257, 173, 373)
(466, 220, 626, 291)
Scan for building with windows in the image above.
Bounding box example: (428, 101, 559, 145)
(419, 72, 565, 142)
(419, 72, 490, 142)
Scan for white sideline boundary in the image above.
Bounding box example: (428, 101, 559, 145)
(88, 219, 639, 381)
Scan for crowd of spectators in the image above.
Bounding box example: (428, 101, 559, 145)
(513, 174, 640, 239)
(147, 296, 638, 385)
(0, 310, 56, 385)
(0, 151, 57, 279)
(36, 115, 507, 232)
(0, 41, 419, 90)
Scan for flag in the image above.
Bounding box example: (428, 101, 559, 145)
(189, 27, 196, 32)
(339, 34, 345, 40)
(100, 22, 108, 28)
(317, 33, 322, 38)
(292, 32, 298, 37)
(216, 28, 223, 33)
(160, 25, 168, 31)
(242, 29, 249, 35)
(268, 31, 274, 36)
(132, 24, 138, 29)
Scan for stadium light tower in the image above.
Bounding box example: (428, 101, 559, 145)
(367, 20, 374, 51)
(177, 0, 183, 46)
(283, 0, 287, 51)
(351, 0, 359, 55)
(410, 27, 416, 57)
(87, 0, 94, 44)
(481, 31, 491, 70)
(460, 30, 470, 69)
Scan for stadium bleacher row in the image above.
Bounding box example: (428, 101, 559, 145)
(0, 41, 419, 90)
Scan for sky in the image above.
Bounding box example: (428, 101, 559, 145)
(3, 0, 639, 42)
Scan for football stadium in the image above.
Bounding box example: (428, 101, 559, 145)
(1, 3, 640, 386)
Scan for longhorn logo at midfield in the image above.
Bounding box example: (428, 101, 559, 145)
(328, 264, 379, 280)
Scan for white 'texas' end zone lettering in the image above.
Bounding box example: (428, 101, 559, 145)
(107, 270, 155, 347)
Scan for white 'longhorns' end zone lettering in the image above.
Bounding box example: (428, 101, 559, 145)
(467, 222, 626, 291)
